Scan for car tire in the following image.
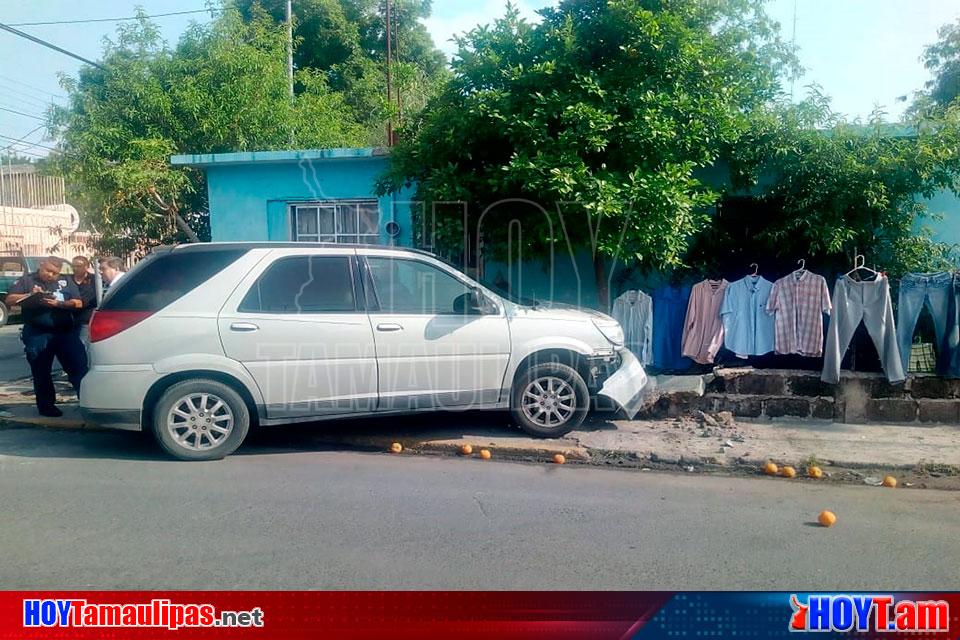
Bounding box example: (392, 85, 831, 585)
(0, 301, 8, 327)
(151, 379, 250, 461)
(511, 362, 589, 438)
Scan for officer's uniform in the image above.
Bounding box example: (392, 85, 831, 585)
(9, 272, 89, 413)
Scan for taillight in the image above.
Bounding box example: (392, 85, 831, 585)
(89, 310, 154, 343)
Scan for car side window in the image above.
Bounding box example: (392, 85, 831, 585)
(366, 257, 473, 315)
(240, 255, 357, 314)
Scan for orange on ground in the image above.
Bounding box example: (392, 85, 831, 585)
(389, 442, 402, 454)
(763, 461, 779, 476)
(818, 510, 837, 527)
(460, 444, 473, 456)
(553, 454, 566, 465)
(807, 465, 823, 479)
(781, 465, 797, 479)
(882, 475, 898, 488)
(479, 449, 492, 460)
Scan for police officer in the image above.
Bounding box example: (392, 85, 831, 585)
(5, 256, 89, 417)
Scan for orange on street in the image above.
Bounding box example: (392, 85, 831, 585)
(763, 461, 779, 476)
(818, 510, 837, 527)
(882, 475, 898, 488)
(553, 454, 566, 465)
(807, 465, 823, 479)
(780, 466, 797, 478)
(479, 449, 492, 460)
(389, 442, 403, 454)
(460, 444, 473, 456)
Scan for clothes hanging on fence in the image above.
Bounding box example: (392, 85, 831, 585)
(941, 272, 960, 378)
(681, 279, 728, 365)
(821, 275, 905, 384)
(611, 289, 653, 365)
(721, 275, 776, 358)
(651, 284, 693, 371)
(766, 271, 832, 357)
(895, 272, 953, 375)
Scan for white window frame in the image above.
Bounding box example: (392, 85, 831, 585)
(290, 200, 380, 244)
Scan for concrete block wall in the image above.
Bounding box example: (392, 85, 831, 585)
(641, 368, 960, 425)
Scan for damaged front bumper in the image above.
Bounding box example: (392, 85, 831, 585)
(594, 348, 649, 419)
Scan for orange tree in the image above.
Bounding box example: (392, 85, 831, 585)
(379, 0, 795, 307)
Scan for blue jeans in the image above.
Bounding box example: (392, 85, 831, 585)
(942, 274, 960, 377)
(895, 272, 952, 374)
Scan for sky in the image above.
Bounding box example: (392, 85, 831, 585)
(0, 0, 958, 158)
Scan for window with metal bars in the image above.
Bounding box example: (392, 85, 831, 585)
(290, 200, 380, 244)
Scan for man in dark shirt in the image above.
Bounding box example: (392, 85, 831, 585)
(5, 256, 89, 417)
(71, 255, 97, 345)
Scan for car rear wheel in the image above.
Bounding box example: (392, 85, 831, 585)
(151, 379, 249, 461)
(0, 301, 8, 327)
(511, 362, 589, 438)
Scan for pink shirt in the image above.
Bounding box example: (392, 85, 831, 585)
(767, 271, 832, 357)
(681, 279, 729, 364)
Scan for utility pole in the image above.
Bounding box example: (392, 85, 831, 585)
(286, 0, 294, 99)
(286, 0, 295, 146)
(385, 0, 393, 146)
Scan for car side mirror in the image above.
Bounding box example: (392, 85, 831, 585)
(453, 288, 488, 315)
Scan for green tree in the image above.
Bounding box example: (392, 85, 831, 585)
(721, 89, 960, 276)
(916, 17, 960, 110)
(231, 0, 449, 144)
(50, 8, 367, 254)
(380, 0, 795, 307)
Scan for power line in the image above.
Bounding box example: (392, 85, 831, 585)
(0, 74, 66, 100)
(0, 22, 105, 70)
(1, 124, 46, 147)
(0, 132, 60, 153)
(0, 106, 44, 121)
(8, 8, 220, 27)
(0, 82, 56, 109)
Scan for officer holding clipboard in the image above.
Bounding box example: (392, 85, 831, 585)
(5, 256, 88, 416)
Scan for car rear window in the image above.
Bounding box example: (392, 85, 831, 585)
(101, 249, 248, 312)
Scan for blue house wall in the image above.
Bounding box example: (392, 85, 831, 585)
(172, 147, 960, 311)
(171, 148, 416, 247)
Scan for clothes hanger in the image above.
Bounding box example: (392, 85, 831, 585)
(749, 263, 759, 277)
(844, 254, 879, 280)
(793, 258, 806, 279)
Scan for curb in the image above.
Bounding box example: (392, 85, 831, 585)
(2, 411, 955, 478)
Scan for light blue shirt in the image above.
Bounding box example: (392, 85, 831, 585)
(721, 276, 775, 358)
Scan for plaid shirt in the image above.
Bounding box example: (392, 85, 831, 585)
(766, 272, 832, 357)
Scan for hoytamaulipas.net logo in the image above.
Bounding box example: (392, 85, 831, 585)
(23, 598, 265, 630)
(789, 594, 949, 633)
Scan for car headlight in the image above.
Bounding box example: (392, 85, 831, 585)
(593, 321, 624, 347)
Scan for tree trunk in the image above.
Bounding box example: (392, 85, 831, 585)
(171, 209, 200, 243)
(593, 252, 609, 311)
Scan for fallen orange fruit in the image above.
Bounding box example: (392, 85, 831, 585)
(807, 465, 823, 479)
(479, 449, 491, 460)
(553, 454, 566, 465)
(763, 461, 779, 476)
(781, 465, 797, 479)
(389, 442, 402, 454)
(818, 510, 837, 527)
(882, 475, 897, 488)
(460, 444, 473, 456)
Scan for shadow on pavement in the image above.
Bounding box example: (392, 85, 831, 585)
(0, 406, 619, 461)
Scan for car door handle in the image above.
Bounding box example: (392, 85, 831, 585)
(376, 323, 403, 332)
(229, 322, 259, 332)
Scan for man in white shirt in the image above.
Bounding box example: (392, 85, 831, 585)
(98, 256, 126, 289)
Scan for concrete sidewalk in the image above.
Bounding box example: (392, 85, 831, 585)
(1, 375, 957, 477)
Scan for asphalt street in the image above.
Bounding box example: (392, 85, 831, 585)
(1, 424, 958, 590)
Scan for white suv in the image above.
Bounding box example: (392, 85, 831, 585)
(80, 243, 647, 460)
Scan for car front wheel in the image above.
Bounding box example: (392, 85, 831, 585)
(511, 362, 589, 438)
(151, 379, 250, 461)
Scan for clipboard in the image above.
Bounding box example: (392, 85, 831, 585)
(17, 292, 49, 309)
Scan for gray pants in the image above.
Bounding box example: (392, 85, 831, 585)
(896, 272, 952, 374)
(821, 276, 905, 384)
